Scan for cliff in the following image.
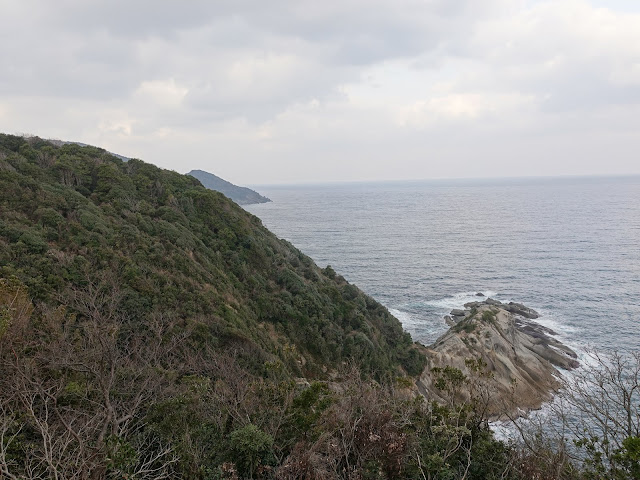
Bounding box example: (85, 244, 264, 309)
(188, 168, 271, 205)
(417, 298, 579, 419)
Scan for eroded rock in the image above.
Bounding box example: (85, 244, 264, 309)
(417, 300, 578, 420)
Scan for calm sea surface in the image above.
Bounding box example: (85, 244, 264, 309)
(246, 176, 640, 354)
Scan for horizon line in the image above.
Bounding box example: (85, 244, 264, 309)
(248, 172, 640, 189)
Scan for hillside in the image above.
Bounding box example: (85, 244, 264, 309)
(0, 134, 426, 377)
(48, 139, 131, 162)
(188, 169, 271, 205)
(0, 134, 433, 478)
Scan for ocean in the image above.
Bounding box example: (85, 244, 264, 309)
(245, 176, 640, 354)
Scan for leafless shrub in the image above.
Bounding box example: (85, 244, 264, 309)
(278, 365, 412, 479)
(0, 277, 184, 479)
(507, 348, 640, 478)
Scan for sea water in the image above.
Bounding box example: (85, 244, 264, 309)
(246, 176, 640, 353)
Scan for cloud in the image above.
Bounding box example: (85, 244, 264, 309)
(0, 0, 508, 110)
(459, 1, 640, 110)
(0, 0, 639, 183)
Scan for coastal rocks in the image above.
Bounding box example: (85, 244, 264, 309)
(475, 292, 485, 297)
(514, 319, 578, 369)
(503, 302, 540, 319)
(422, 299, 578, 419)
(450, 309, 466, 317)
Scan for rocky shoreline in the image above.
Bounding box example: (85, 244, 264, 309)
(417, 297, 579, 419)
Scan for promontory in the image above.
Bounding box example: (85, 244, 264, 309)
(417, 298, 579, 419)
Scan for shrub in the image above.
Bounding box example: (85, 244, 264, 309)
(229, 424, 274, 478)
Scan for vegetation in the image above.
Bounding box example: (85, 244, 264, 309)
(481, 310, 496, 324)
(0, 134, 637, 478)
(0, 134, 421, 380)
(510, 349, 640, 480)
(452, 320, 476, 334)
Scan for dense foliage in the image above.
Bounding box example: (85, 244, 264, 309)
(0, 134, 423, 379)
(0, 134, 429, 477)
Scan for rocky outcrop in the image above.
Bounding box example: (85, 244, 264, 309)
(417, 300, 578, 419)
(463, 299, 540, 319)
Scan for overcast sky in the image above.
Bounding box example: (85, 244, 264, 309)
(1, 0, 639, 185)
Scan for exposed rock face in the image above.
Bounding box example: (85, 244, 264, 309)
(417, 300, 578, 419)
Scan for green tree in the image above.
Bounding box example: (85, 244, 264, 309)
(229, 424, 274, 478)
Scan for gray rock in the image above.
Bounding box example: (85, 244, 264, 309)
(505, 302, 540, 319)
(450, 309, 466, 317)
(515, 319, 555, 336)
(528, 344, 580, 370)
(464, 301, 481, 308)
(475, 292, 485, 297)
(420, 298, 579, 421)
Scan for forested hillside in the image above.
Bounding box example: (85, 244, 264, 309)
(0, 134, 434, 478)
(0, 134, 423, 378)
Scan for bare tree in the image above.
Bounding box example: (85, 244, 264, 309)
(278, 365, 412, 479)
(508, 348, 640, 479)
(0, 277, 184, 479)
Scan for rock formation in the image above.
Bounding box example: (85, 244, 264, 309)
(417, 299, 578, 419)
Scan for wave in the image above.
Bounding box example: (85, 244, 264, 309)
(419, 290, 499, 310)
(388, 308, 422, 328)
(388, 307, 449, 343)
(531, 309, 585, 352)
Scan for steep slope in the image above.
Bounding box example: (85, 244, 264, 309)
(0, 133, 428, 477)
(188, 168, 271, 205)
(0, 134, 424, 378)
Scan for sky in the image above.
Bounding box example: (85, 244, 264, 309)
(1, 0, 639, 185)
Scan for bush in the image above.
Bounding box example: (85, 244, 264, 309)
(229, 424, 274, 478)
(482, 310, 496, 323)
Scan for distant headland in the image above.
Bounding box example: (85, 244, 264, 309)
(188, 169, 271, 205)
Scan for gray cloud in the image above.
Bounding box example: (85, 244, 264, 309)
(0, 0, 639, 183)
(0, 0, 501, 104)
